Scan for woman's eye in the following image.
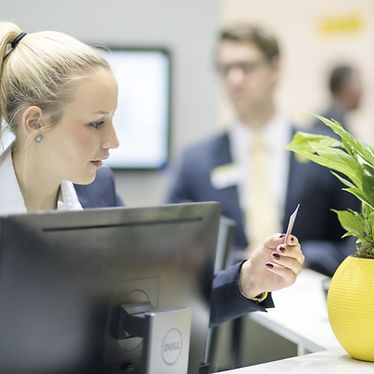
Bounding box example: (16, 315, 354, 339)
(89, 121, 105, 129)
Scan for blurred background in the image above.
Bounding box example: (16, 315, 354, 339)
(3, 0, 373, 207)
(2, 1, 374, 371)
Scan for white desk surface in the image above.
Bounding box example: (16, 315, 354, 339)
(249, 269, 339, 353)
(218, 349, 374, 373)
(215, 269, 374, 373)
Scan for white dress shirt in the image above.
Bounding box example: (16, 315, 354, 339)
(228, 115, 292, 229)
(0, 144, 82, 216)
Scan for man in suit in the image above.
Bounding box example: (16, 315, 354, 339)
(166, 24, 358, 277)
(166, 25, 356, 368)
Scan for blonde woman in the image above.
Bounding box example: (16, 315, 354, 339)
(0, 23, 122, 214)
(0, 23, 303, 326)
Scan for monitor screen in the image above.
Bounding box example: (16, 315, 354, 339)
(0, 203, 220, 374)
(0, 48, 171, 169)
(103, 47, 171, 170)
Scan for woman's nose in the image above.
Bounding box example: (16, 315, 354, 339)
(102, 124, 120, 150)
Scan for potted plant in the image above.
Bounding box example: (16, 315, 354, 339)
(287, 115, 374, 361)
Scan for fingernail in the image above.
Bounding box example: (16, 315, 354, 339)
(279, 234, 285, 238)
(278, 245, 286, 253)
(272, 252, 281, 259)
(265, 262, 274, 269)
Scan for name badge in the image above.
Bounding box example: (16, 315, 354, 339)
(210, 163, 240, 189)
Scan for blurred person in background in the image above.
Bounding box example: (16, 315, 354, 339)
(167, 23, 358, 279)
(312, 64, 363, 134)
(166, 24, 359, 368)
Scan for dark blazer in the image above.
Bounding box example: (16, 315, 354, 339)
(311, 104, 348, 138)
(74, 167, 124, 208)
(166, 129, 359, 276)
(210, 261, 273, 325)
(74, 167, 270, 325)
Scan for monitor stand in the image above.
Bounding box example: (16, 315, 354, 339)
(115, 303, 192, 374)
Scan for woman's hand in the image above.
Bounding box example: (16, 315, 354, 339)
(239, 233, 304, 299)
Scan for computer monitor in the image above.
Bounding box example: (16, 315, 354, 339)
(102, 47, 171, 170)
(0, 203, 220, 374)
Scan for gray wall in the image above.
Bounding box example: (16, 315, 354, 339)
(2, 0, 219, 206)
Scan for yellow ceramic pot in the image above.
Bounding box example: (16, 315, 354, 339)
(328, 255, 374, 361)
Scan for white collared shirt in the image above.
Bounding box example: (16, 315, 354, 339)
(228, 115, 292, 228)
(0, 144, 82, 216)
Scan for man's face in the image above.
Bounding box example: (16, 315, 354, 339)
(216, 41, 279, 119)
(342, 72, 363, 111)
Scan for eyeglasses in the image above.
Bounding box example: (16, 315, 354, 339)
(216, 60, 267, 77)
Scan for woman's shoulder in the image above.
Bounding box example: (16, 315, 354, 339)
(74, 167, 123, 208)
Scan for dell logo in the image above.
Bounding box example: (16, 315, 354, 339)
(164, 341, 180, 352)
(161, 328, 183, 365)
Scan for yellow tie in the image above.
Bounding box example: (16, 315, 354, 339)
(246, 134, 279, 253)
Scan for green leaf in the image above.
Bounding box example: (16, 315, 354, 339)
(368, 212, 374, 238)
(362, 173, 374, 209)
(286, 131, 342, 154)
(311, 115, 346, 138)
(332, 209, 365, 241)
(288, 133, 362, 187)
(310, 144, 361, 186)
(343, 187, 374, 210)
(313, 115, 374, 167)
(368, 212, 374, 226)
(331, 171, 356, 189)
(288, 114, 374, 256)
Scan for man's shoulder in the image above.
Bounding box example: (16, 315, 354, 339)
(74, 167, 122, 208)
(94, 166, 115, 182)
(182, 131, 230, 159)
(76, 167, 114, 191)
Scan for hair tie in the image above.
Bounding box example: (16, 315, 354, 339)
(11, 32, 27, 49)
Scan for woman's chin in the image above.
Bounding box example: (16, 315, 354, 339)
(71, 170, 97, 185)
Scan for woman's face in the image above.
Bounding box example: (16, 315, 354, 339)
(40, 67, 119, 184)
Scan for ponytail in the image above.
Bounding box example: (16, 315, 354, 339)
(0, 22, 22, 139)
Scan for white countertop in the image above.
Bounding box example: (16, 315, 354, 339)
(218, 348, 374, 373)
(249, 269, 339, 353)
(215, 269, 374, 373)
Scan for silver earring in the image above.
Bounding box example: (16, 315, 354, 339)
(34, 134, 43, 143)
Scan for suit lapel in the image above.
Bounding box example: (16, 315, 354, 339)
(213, 133, 247, 246)
(73, 184, 91, 209)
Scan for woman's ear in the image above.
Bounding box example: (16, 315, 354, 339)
(21, 106, 43, 135)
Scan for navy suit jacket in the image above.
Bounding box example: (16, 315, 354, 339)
(74, 167, 265, 325)
(166, 129, 359, 276)
(74, 167, 124, 208)
(310, 105, 348, 139)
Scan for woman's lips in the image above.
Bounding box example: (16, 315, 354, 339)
(90, 160, 103, 168)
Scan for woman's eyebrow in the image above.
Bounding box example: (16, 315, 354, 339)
(92, 111, 110, 115)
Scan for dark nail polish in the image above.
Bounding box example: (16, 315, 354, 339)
(265, 262, 274, 269)
(279, 234, 285, 238)
(279, 245, 286, 253)
(272, 252, 280, 259)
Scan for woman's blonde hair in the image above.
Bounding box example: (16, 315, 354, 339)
(0, 22, 110, 138)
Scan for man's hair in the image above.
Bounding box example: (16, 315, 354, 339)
(218, 24, 280, 62)
(329, 65, 355, 96)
